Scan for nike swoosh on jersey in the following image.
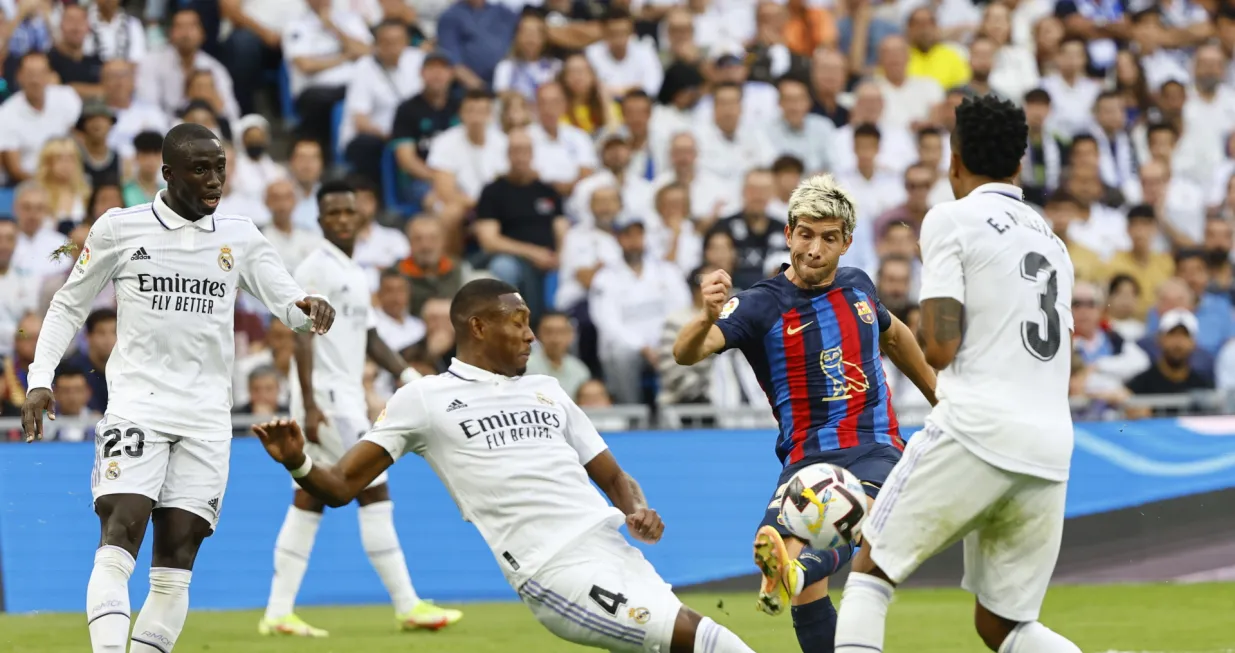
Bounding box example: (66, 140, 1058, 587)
(786, 322, 814, 335)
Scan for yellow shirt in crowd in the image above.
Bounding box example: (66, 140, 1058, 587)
(908, 44, 971, 91)
(1104, 251, 1176, 319)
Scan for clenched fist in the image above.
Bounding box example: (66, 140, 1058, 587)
(700, 269, 733, 322)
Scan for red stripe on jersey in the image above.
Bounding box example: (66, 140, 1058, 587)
(826, 291, 866, 449)
(783, 309, 813, 464)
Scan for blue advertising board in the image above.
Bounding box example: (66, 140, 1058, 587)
(2, 418, 1235, 613)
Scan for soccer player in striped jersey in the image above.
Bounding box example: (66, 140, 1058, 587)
(673, 174, 937, 653)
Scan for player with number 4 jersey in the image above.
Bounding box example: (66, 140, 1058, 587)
(835, 95, 1081, 653)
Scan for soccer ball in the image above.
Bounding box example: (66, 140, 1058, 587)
(779, 464, 869, 551)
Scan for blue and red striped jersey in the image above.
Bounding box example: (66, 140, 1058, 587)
(714, 265, 903, 466)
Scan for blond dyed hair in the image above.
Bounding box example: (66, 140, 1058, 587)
(786, 173, 858, 240)
(35, 137, 90, 219)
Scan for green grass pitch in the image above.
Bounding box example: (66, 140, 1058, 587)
(3, 584, 1233, 652)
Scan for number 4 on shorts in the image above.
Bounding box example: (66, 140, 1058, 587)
(588, 585, 628, 616)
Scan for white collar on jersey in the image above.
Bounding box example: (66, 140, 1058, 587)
(320, 238, 354, 264)
(447, 358, 518, 383)
(971, 182, 1025, 201)
(152, 190, 217, 232)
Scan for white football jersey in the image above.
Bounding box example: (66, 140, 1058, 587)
(364, 359, 624, 587)
(289, 240, 376, 420)
(29, 192, 315, 440)
(918, 183, 1075, 481)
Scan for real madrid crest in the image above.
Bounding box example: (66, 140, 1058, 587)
(627, 607, 651, 624)
(105, 461, 121, 480)
(218, 245, 234, 271)
(535, 392, 555, 406)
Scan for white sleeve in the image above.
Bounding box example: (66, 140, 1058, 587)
(640, 44, 664, 97)
(917, 208, 965, 303)
(589, 270, 646, 351)
(492, 60, 513, 93)
(425, 134, 452, 171)
(134, 53, 162, 108)
(127, 17, 147, 62)
(363, 381, 431, 460)
(575, 131, 600, 169)
(282, 23, 312, 60)
(557, 385, 608, 464)
(345, 66, 376, 120)
(27, 218, 122, 390)
(239, 223, 314, 333)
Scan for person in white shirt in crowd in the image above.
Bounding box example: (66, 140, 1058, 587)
(1125, 158, 1206, 249)
(220, 0, 306, 115)
(651, 131, 738, 232)
(101, 60, 171, 161)
(1129, 8, 1191, 94)
(349, 175, 410, 290)
(43, 363, 100, 442)
(11, 181, 69, 281)
(835, 123, 906, 276)
(568, 131, 654, 227)
(694, 82, 776, 185)
(1040, 37, 1102, 137)
(427, 90, 509, 240)
(79, 0, 145, 63)
(233, 320, 295, 410)
(0, 219, 36, 360)
(616, 90, 658, 183)
(529, 81, 599, 197)
(693, 52, 780, 136)
(287, 137, 325, 232)
(230, 114, 287, 206)
(0, 52, 81, 185)
(979, 1, 1039, 106)
(590, 215, 691, 404)
(1072, 280, 1151, 394)
(526, 311, 593, 400)
(766, 154, 803, 221)
(1091, 90, 1138, 189)
(875, 35, 943, 131)
(915, 127, 955, 206)
(136, 9, 239, 123)
(649, 63, 704, 174)
(585, 8, 663, 98)
(830, 81, 915, 176)
(1186, 43, 1235, 197)
(373, 268, 426, 359)
(341, 20, 425, 188)
(650, 181, 703, 274)
(215, 143, 271, 226)
(494, 13, 561, 102)
(707, 168, 788, 290)
(557, 185, 625, 315)
(283, 0, 374, 156)
(1064, 163, 1129, 260)
(263, 178, 323, 273)
(765, 76, 836, 175)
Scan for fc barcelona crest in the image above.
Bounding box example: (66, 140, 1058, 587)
(218, 245, 234, 271)
(855, 300, 874, 324)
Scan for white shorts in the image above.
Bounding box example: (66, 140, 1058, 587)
(90, 415, 230, 530)
(864, 423, 1067, 622)
(292, 411, 388, 490)
(518, 524, 683, 653)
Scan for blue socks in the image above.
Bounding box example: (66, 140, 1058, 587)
(798, 543, 855, 587)
(791, 595, 837, 653)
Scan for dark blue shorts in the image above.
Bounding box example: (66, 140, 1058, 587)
(758, 443, 903, 538)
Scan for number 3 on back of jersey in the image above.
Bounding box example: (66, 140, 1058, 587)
(1019, 251, 1061, 361)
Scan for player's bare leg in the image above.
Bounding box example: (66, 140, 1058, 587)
(88, 494, 154, 653)
(128, 507, 212, 653)
(261, 490, 328, 637)
(668, 605, 757, 653)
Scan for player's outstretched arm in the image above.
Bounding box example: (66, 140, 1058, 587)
(253, 418, 394, 507)
(919, 298, 966, 370)
(585, 450, 664, 544)
(672, 269, 732, 365)
(239, 225, 335, 334)
(880, 313, 938, 406)
(366, 328, 419, 385)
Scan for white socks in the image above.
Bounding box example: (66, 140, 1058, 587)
(359, 501, 420, 614)
(87, 546, 136, 653)
(265, 506, 322, 620)
(835, 572, 896, 653)
(693, 616, 756, 653)
(130, 568, 192, 653)
(998, 621, 1082, 653)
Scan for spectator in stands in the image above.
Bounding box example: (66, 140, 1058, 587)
(493, 13, 559, 101)
(568, 131, 652, 226)
(81, 0, 145, 64)
(214, 142, 269, 225)
(766, 76, 835, 175)
(11, 182, 67, 279)
(650, 181, 701, 274)
(1127, 309, 1215, 397)
(475, 128, 564, 322)
(1020, 88, 1062, 206)
(229, 115, 283, 207)
(340, 20, 424, 192)
(703, 52, 781, 144)
(703, 228, 738, 277)
(590, 215, 690, 404)
(559, 52, 619, 135)
(45, 362, 97, 442)
(556, 185, 623, 316)
(234, 365, 287, 417)
(0, 219, 34, 360)
(436, 0, 518, 88)
(1041, 189, 1103, 285)
(49, 4, 103, 99)
(5, 312, 39, 404)
(526, 311, 591, 399)
(76, 104, 120, 193)
(1129, 8, 1190, 93)
(708, 169, 787, 290)
(748, 1, 808, 85)
(694, 83, 775, 184)
(1204, 217, 1234, 303)
(121, 131, 163, 207)
(34, 137, 88, 224)
(873, 162, 934, 239)
(1041, 37, 1101, 137)
(767, 155, 805, 220)
(395, 216, 463, 318)
(406, 296, 455, 372)
(649, 62, 703, 171)
(875, 35, 942, 131)
(184, 67, 239, 122)
(101, 61, 169, 160)
(1073, 280, 1151, 388)
(390, 51, 458, 212)
(808, 48, 849, 127)
(219, 0, 297, 116)
(428, 90, 508, 250)
(1092, 90, 1137, 189)
(575, 378, 612, 407)
(285, 137, 323, 232)
(617, 90, 655, 181)
(1104, 205, 1175, 318)
(651, 132, 736, 230)
(62, 307, 115, 413)
(1184, 44, 1235, 187)
(875, 220, 920, 296)
(585, 8, 662, 98)
(1065, 162, 1129, 260)
(657, 264, 716, 406)
(831, 82, 914, 175)
(233, 320, 292, 408)
(657, 8, 700, 69)
(137, 9, 238, 121)
(261, 178, 320, 272)
(836, 123, 903, 274)
(1147, 249, 1235, 356)
(530, 81, 598, 197)
(373, 268, 425, 357)
(904, 7, 969, 90)
(87, 184, 121, 221)
(979, 2, 1038, 105)
(1131, 158, 1205, 248)
(876, 255, 914, 316)
(835, 0, 898, 72)
(0, 52, 81, 185)
(350, 176, 409, 288)
(1107, 274, 1146, 342)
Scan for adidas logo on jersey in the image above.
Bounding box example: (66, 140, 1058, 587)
(207, 497, 219, 510)
(446, 399, 467, 412)
(130, 247, 151, 261)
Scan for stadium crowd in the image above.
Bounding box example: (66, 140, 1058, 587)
(1, 0, 1234, 442)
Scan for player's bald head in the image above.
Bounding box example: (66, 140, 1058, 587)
(450, 278, 525, 333)
(162, 122, 220, 164)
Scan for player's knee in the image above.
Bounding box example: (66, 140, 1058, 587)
(292, 489, 326, 513)
(96, 496, 153, 552)
(973, 602, 1018, 651)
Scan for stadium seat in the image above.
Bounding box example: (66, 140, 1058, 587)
(381, 143, 421, 218)
(278, 67, 298, 126)
(0, 186, 12, 219)
(543, 271, 558, 310)
(331, 101, 346, 166)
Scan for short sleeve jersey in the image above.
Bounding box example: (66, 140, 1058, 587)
(715, 265, 902, 466)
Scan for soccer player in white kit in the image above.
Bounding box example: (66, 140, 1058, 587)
(20, 124, 336, 653)
(834, 95, 1083, 653)
(252, 279, 763, 653)
(260, 179, 462, 636)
